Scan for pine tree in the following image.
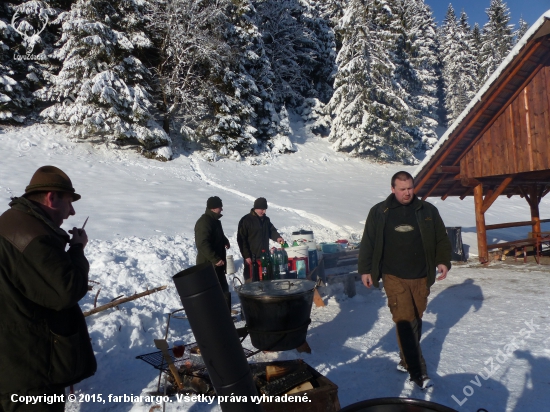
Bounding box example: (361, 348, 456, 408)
(479, 0, 514, 84)
(394, 0, 441, 153)
(471, 22, 483, 88)
(438, 6, 478, 124)
(515, 17, 529, 43)
(0, 1, 63, 123)
(36, 0, 170, 158)
(254, 0, 335, 107)
(328, 0, 419, 164)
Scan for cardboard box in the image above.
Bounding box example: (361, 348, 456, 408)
(250, 360, 341, 412)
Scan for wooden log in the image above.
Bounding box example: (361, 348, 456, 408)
(83, 285, 167, 317)
(474, 184, 488, 263)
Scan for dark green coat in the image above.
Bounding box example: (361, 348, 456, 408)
(194, 209, 229, 266)
(358, 194, 452, 288)
(237, 209, 281, 260)
(0, 197, 96, 395)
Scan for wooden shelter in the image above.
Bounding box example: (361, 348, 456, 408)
(413, 11, 550, 263)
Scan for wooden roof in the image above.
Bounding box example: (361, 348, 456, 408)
(414, 14, 550, 200)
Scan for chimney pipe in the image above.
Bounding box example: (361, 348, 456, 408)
(173, 262, 262, 412)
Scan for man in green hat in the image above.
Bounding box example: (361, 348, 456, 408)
(194, 196, 231, 309)
(0, 166, 96, 411)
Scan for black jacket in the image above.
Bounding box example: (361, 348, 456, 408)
(194, 208, 229, 265)
(0, 198, 96, 394)
(237, 209, 281, 260)
(358, 194, 452, 288)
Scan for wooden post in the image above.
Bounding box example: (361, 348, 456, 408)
(528, 184, 541, 237)
(474, 183, 488, 263)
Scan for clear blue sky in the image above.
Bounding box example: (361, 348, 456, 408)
(424, 0, 550, 28)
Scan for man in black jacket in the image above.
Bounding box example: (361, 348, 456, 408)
(237, 197, 284, 282)
(358, 171, 451, 390)
(194, 196, 231, 309)
(0, 166, 96, 412)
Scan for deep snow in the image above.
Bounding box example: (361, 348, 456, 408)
(1, 118, 549, 412)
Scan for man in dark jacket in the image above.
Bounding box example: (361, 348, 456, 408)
(237, 197, 284, 282)
(194, 196, 231, 309)
(358, 171, 451, 390)
(0, 166, 96, 411)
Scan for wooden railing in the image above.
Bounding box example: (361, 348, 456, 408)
(485, 218, 550, 231)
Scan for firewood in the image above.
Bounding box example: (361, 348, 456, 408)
(266, 365, 293, 382)
(286, 381, 314, 394)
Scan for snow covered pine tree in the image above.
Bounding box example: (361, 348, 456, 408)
(36, 0, 171, 160)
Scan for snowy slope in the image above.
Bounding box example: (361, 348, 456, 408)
(1, 120, 549, 412)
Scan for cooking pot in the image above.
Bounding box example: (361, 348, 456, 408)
(236, 280, 315, 351)
(339, 398, 458, 412)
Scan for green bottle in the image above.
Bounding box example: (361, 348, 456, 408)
(259, 250, 270, 281)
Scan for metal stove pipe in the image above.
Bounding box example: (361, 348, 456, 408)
(173, 262, 262, 412)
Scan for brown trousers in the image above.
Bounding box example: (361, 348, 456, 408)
(383, 274, 430, 377)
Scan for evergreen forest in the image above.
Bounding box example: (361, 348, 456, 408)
(0, 0, 528, 162)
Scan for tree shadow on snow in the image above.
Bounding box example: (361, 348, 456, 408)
(422, 279, 483, 372)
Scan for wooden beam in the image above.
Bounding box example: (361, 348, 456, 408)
(414, 41, 544, 193)
(421, 174, 447, 200)
(481, 176, 514, 214)
(474, 183, 488, 263)
(518, 185, 531, 205)
(529, 184, 541, 236)
(435, 166, 460, 174)
(461, 177, 482, 187)
(441, 180, 462, 201)
(486, 218, 550, 230)
(460, 187, 473, 200)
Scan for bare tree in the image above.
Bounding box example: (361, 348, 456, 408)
(147, 0, 231, 135)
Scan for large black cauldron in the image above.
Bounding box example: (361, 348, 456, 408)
(339, 398, 458, 412)
(237, 279, 315, 351)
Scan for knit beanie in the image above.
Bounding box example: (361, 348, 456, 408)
(253, 197, 268, 209)
(207, 196, 223, 209)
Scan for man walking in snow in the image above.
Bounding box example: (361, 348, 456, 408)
(358, 171, 451, 389)
(194, 196, 231, 310)
(0, 166, 96, 411)
(237, 197, 284, 282)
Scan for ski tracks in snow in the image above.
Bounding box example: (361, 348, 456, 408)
(190, 156, 350, 236)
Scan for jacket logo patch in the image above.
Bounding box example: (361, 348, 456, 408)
(425, 217, 432, 221)
(395, 224, 414, 232)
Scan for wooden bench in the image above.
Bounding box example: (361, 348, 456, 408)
(487, 235, 550, 264)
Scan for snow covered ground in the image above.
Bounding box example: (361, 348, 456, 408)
(1, 119, 549, 412)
